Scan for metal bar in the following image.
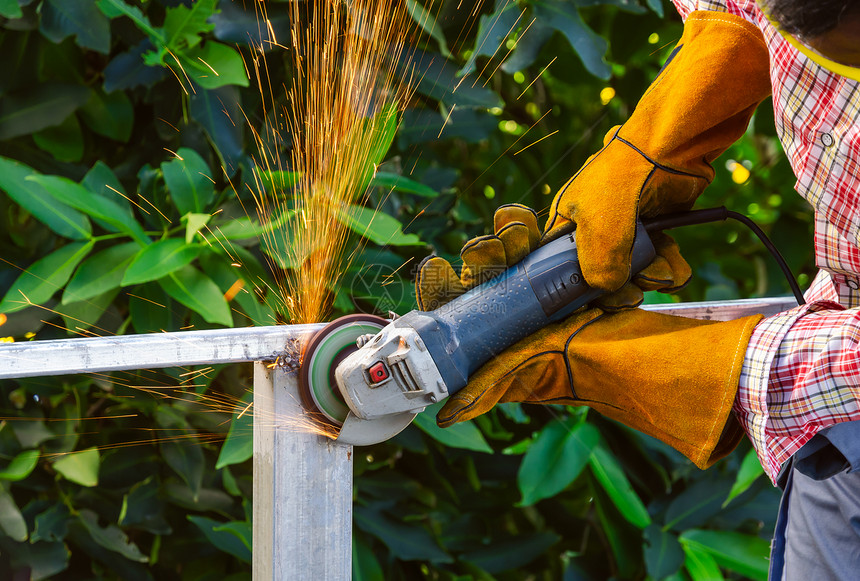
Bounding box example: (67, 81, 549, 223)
(253, 363, 352, 580)
(642, 296, 799, 321)
(0, 323, 324, 379)
(0, 297, 799, 380)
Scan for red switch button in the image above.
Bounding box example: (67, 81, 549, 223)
(367, 361, 389, 384)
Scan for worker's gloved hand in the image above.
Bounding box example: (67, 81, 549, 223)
(543, 10, 771, 308)
(416, 203, 762, 469)
(439, 305, 761, 469)
(414, 203, 681, 312)
(416, 203, 540, 310)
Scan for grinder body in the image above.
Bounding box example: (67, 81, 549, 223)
(331, 224, 656, 444)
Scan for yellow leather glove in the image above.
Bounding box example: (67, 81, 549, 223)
(543, 11, 771, 309)
(416, 205, 762, 469)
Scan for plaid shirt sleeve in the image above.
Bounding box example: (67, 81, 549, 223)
(735, 296, 860, 483)
(670, 0, 759, 21)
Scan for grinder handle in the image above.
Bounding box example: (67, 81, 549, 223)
(405, 222, 657, 394)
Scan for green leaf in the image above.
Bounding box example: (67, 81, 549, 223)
(213, 521, 251, 551)
(345, 104, 398, 195)
(82, 160, 128, 202)
(32, 504, 71, 544)
(177, 42, 250, 89)
(79, 89, 133, 142)
(188, 516, 251, 563)
(64, 242, 138, 303)
(353, 533, 384, 581)
(123, 239, 202, 286)
(338, 204, 422, 246)
(77, 509, 148, 562)
(28, 175, 149, 244)
(190, 85, 244, 172)
(413, 408, 492, 453)
(184, 212, 211, 243)
(531, 0, 611, 80)
(501, 22, 553, 74)
(664, 477, 733, 531)
(97, 0, 162, 40)
(32, 114, 84, 162)
(119, 477, 171, 535)
(400, 48, 503, 109)
(646, 0, 665, 17)
(215, 401, 253, 469)
(0, 241, 94, 314)
(370, 172, 439, 198)
(41, 0, 111, 53)
(0, 449, 39, 481)
(354, 504, 452, 563)
(11, 420, 55, 449)
(0, 0, 22, 18)
(405, 0, 449, 57)
(213, 213, 291, 240)
(164, 0, 216, 50)
(459, 1, 523, 77)
(724, 447, 765, 506)
(0, 485, 27, 541)
(461, 532, 561, 573)
(104, 39, 168, 92)
(254, 168, 301, 192)
(398, 107, 498, 146)
(53, 447, 100, 487)
(198, 249, 275, 324)
(161, 147, 215, 215)
(682, 541, 725, 581)
(517, 419, 598, 506)
(679, 529, 769, 581)
(157, 408, 204, 500)
(0, 83, 90, 140)
(130, 282, 174, 333)
(589, 443, 651, 528)
(61, 288, 120, 333)
(2, 541, 69, 580)
(643, 524, 684, 580)
(158, 264, 232, 326)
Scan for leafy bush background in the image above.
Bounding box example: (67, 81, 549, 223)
(0, 0, 814, 579)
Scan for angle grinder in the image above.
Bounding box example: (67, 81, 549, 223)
(297, 207, 802, 445)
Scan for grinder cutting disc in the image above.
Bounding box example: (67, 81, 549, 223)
(298, 314, 388, 429)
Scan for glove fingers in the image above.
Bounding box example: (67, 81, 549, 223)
(415, 255, 465, 311)
(494, 203, 540, 265)
(460, 235, 507, 289)
(633, 232, 692, 292)
(595, 282, 644, 311)
(494, 204, 540, 246)
(496, 222, 535, 266)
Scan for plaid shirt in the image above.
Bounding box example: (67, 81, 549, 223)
(671, 0, 860, 482)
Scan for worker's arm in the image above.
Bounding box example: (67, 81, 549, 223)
(412, 9, 774, 468)
(544, 10, 771, 310)
(416, 205, 762, 469)
(735, 294, 860, 482)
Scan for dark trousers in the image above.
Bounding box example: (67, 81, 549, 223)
(771, 421, 860, 580)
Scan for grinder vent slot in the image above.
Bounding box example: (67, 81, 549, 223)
(392, 360, 423, 396)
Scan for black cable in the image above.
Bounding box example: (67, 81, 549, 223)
(643, 207, 806, 305)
